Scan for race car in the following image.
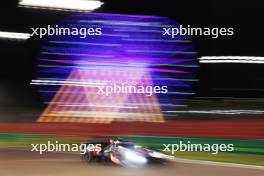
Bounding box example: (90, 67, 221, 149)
(81, 138, 174, 168)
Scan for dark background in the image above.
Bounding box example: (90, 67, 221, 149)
(0, 0, 263, 121)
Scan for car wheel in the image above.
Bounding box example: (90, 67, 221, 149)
(82, 152, 93, 163)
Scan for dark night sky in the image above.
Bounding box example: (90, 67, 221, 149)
(0, 0, 263, 112)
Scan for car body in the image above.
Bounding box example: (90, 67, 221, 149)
(81, 138, 175, 168)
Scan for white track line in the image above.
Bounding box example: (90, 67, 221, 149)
(174, 158, 264, 170)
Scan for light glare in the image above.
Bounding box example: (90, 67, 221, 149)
(0, 31, 30, 40)
(198, 56, 264, 64)
(19, 0, 103, 12)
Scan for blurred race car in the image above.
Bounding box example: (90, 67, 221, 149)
(81, 138, 174, 168)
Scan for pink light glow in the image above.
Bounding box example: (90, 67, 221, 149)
(38, 69, 164, 123)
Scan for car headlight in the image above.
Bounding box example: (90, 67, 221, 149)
(124, 151, 147, 164)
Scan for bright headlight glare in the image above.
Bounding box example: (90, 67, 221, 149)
(124, 151, 147, 164)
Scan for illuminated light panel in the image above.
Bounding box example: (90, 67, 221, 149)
(198, 56, 264, 64)
(18, 0, 103, 12)
(33, 13, 198, 123)
(164, 110, 264, 115)
(0, 31, 30, 40)
(38, 69, 164, 123)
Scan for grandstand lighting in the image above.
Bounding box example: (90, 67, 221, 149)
(0, 31, 30, 40)
(198, 56, 264, 64)
(18, 0, 103, 12)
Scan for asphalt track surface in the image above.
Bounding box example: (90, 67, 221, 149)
(1, 148, 263, 176)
